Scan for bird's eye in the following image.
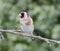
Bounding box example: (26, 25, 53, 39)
(21, 13, 24, 18)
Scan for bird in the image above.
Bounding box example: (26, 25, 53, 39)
(19, 11, 34, 37)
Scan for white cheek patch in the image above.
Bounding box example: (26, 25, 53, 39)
(24, 13, 28, 18)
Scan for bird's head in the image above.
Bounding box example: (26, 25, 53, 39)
(19, 12, 29, 19)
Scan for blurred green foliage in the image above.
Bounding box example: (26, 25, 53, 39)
(0, 0, 60, 51)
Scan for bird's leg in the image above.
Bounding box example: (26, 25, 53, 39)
(19, 26, 25, 34)
(30, 32, 34, 40)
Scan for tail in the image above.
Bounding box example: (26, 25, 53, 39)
(0, 32, 4, 40)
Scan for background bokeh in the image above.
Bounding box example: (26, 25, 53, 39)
(0, 0, 60, 51)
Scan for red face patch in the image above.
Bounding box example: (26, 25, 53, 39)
(20, 12, 24, 18)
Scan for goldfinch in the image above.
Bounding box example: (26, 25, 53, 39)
(19, 12, 34, 37)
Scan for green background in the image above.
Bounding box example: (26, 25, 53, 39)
(0, 0, 60, 51)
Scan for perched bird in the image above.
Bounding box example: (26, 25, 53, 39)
(19, 11, 34, 37)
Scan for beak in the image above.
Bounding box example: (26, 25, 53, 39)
(19, 14, 21, 17)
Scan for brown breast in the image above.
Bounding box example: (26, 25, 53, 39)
(26, 18, 31, 25)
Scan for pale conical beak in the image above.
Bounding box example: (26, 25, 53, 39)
(19, 14, 21, 17)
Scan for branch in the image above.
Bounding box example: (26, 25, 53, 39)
(0, 30, 60, 45)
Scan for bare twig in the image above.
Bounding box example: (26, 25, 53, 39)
(0, 30, 60, 44)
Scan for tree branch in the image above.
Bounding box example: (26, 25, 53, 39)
(0, 30, 60, 45)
